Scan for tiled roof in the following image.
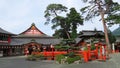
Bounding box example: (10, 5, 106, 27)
(8, 23, 62, 46)
(13, 34, 51, 38)
(10, 37, 62, 45)
(79, 30, 104, 37)
(0, 27, 14, 35)
(18, 23, 51, 38)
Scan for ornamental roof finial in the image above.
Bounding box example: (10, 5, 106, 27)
(32, 23, 35, 26)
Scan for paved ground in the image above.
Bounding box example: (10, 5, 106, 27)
(0, 55, 119, 68)
(109, 53, 120, 68)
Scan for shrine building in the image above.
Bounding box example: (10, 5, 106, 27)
(0, 23, 61, 56)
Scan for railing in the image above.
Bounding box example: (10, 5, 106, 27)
(32, 51, 67, 60)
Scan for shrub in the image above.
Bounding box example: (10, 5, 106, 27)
(54, 45, 61, 50)
(26, 55, 37, 61)
(34, 54, 45, 60)
(66, 56, 81, 64)
(26, 54, 45, 61)
(55, 54, 65, 63)
(75, 56, 81, 60)
(65, 52, 75, 57)
(91, 44, 96, 50)
(34, 54, 44, 58)
(66, 57, 75, 64)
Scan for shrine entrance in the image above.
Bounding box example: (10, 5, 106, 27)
(24, 42, 42, 55)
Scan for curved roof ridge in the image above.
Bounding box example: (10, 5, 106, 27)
(20, 23, 44, 35)
(18, 23, 50, 37)
(0, 27, 14, 35)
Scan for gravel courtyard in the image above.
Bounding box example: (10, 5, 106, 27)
(0, 55, 118, 68)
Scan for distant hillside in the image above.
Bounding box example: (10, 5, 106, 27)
(112, 26, 120, 36)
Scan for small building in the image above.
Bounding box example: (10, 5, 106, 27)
(0, 23, 61, 56)
(0, 27, 15, 56)
(76, 30, 105, 46)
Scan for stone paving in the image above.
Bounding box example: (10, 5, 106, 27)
(0, 55, 119, 68)
(109, 53, 120, 68)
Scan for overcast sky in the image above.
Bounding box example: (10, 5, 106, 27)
(0, 0, 120, 36)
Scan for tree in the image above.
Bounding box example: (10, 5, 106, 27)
(44, 4, 83, 40)
(44, 4, 71, 39)
(106, 1, 120, 26)
(67, 8, 83, 39)
(53, 29, 69, 39)
(81, 0, 120, 55)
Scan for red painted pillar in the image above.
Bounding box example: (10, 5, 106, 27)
(8, 35, 11, 43)
(52, 48, 54, 60)
(43, 47, 47, 57)
(83, 51, 88, 62)
(95, 44, 98, 59)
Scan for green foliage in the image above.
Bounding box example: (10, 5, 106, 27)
(67, 8, 83, 39)
(53, 29, 69, 39)
(81, 0, 120, 25)
(65, 52, 75, 57)
(83, 46, 88, 51)
(66, 56, 81, 64)
(91, 44, 96, 50)
(67, 8, 83, 26)
(106, 1, 120, 26)
(54, 44, 62, 50)
(107, 14, 120, 27)
(54, 45, 70, 51)
(55, 54, 65, 63)
(44, 4, 67, 24)
(45, 4, 83, 39)
(55, 53, 81, 64)
(70, 46, 79, 50)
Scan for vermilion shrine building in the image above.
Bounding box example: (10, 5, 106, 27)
(0, 23, 61, 56)
(0, 23, 118, 57)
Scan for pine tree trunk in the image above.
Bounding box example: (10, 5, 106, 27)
(65, 30, 71, 39)
(97, 1, 111, 58)
(100, 11, 111, 58)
